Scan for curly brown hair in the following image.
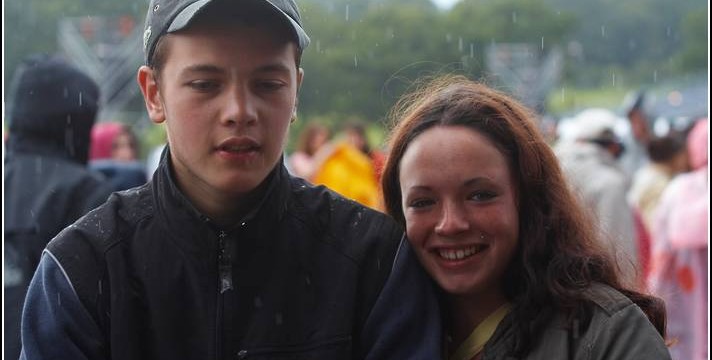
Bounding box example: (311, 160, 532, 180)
(381, 75, 666, 356)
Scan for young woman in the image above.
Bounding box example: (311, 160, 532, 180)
(382, 76, 670, 359)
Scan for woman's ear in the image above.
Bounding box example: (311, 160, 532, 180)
(137, 66, 166, 124)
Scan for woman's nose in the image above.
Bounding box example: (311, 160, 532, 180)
(434, 203, 470, 236)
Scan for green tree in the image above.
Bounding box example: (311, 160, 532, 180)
(676, 10, 708, 71)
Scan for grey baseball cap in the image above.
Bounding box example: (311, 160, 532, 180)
(142, 0, 310, 65)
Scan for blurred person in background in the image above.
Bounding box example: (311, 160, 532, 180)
(627, 132, 689, 278)
(309, 137, 381, 210)
(89, 121, 148, 191)
(287, 122, 331, 178)
(555, 108, 639, 287)
(628, 132, 689, 230)
(620, 91, 653, 176)
(342, 121, 386, 183)
(306, 122, 381, 209)
(3, 54, 113, 360)
(648, 118, 708, 360)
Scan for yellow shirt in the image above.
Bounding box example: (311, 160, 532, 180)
(449, 303, 512, 360)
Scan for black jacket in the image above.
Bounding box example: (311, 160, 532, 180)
(25, 149, 441, 359)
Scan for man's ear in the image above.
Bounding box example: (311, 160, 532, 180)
(138, 66, 166, 124)
(297, 67, 304, 90)
(290, 68, 304, 124)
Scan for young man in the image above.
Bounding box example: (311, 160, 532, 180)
(20, 0, 441, 359)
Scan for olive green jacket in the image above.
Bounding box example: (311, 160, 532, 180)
(482, 283, 671, 360)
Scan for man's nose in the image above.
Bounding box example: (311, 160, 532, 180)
(222, 85, 257, 126)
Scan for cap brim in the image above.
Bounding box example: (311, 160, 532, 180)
(167, 0, 310, 50)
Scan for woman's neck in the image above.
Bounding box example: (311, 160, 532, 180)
(447, 291, 508, 349)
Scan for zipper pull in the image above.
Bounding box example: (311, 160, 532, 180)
(218, 230, 233, 293)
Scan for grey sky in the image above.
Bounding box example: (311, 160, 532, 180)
(431, 0, 460, 9)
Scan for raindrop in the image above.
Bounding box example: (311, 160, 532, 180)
(316, 40, 321, 53)
(611, 71, 616, 87)
(446, 33, 452, 43)
(666, 26, 671, 37)
(354, 56, 358, 68)
(601, 26, 606, 38)
(63, 87, 69, 98)
(275, 312, 283, 325)
(377, 259, 381, 271)
(57, 293, 61, 306)
(458, 37, 463, 52)
(561, 87, 566, 102)
(351, 210, 364, 227)
(653, 70, 658, 83)
(470, 44, 474, 58)
(30, 210, 35, 219)
(98, 280, 103, 295)
(305, 275, 311, 286)
(79, 92, 83, 107)
(628, 39, 636, 50)
(512, 12, 517, 23)
(541, 37, 545, 50)
(254, 296, 263, 308)
(345, 5, 349, 21)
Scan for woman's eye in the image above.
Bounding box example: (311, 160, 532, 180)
(469, 191, 496, 202)
(408, 199, 435, 208)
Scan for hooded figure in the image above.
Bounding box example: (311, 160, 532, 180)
(3, 54, 113, 360)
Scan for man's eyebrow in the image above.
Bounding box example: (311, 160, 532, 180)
(179, 64, 224, 76)
(178, 63, 292, 76)
(254, 63, 292, 74)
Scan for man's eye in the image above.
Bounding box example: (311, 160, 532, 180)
(256, 81, 286, 92)
(188, 80, 219, 92)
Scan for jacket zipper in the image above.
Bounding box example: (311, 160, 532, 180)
(218, 230, 233, 293)
(236, 335, 352, 359)
(216, 230, 233, 360)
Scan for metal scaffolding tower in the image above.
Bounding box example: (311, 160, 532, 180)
(485, 43, 563, 114)
(58, 16, 144, 125)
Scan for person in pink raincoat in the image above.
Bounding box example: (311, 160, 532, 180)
(648, 118, 708, 360)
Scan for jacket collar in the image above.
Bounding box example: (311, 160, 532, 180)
(152, 146, 292, 246)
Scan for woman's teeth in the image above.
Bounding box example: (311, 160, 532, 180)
(438, 245, 484, 260)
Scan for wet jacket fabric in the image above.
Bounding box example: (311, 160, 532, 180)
(20, 148, 441, 360)
(481, 283, 671, 360)
(4, 137, 113, 360)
